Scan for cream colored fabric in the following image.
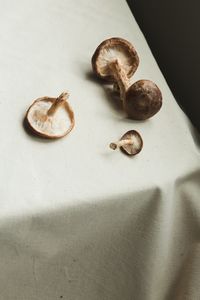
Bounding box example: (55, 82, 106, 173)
(0, 0, 200, 299)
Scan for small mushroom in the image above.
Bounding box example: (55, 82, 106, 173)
(92, 37, 162, 120)
(109, 130, 143, 156)
(25, 92, 75, 139)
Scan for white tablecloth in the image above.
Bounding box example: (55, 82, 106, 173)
(0, 0, 200, 299)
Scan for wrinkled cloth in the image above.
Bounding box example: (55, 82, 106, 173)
(0, 0, 200, 299)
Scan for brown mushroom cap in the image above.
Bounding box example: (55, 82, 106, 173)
(25, 95, 75, 139)
(92, 37, 139, 82)
(124, 80, 162, 120)
(120, 130, 143, 156)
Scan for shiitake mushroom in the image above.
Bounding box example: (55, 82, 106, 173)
(92, 37, 162, 120)
(110, 130, 143, 156)
(25, 92, 75, 139)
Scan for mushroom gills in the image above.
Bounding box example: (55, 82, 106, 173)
(121, 130, 142, 155)
(28, 100, 71, 136)
(110, 130, 143, 156)
(26, 92, 75, 139)
(97, 45, 135, 77)
(92, 38, 139, 82)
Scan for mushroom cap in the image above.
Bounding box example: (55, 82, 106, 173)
(92, 37, 139, 82)
(120, 130, 143, 156)
(124, 80, 162, 120)
(25, 96, 75, 139)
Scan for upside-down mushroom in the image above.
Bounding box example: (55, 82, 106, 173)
(110, 130, 143, 156)
(92, 37, 139, 82)
(25, 92, 75, 139)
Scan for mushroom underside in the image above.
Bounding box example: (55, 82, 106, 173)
(97, 46, 134, 76)
(92, 38, 139, 81)
(26, 98, 74, 138)
(120, 130, 143, 155)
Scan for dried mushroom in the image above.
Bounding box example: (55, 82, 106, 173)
(25, 92, 75, 139)
(125, 80, 162, 120)
(110, 130, 143, 156)
(92, 37, 162, 120)
(92, 37, 139, 82)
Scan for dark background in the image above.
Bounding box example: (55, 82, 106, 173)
(127, 0, 200, 131)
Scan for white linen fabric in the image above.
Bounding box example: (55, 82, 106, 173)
(0, 0, 200, 299)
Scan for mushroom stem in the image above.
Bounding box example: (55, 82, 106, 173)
(108, 60, 130, 103)
(109, 139, 133, 150)
(47, 92, 69, 116)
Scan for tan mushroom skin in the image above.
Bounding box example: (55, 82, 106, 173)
(92, 37, 162, 120)
(25, 92, 75, 139)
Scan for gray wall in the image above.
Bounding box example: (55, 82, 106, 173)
(127, 0, 200, 131)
